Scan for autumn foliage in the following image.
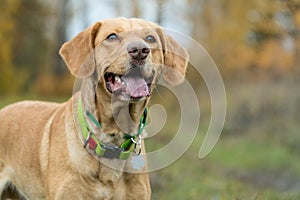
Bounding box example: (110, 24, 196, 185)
(0, 0, 299, 95)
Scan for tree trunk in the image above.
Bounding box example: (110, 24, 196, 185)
(114, 0, 122, 16)
(295, 35, 300, 74)
(131, 0, 140, 18)
(53, 0, 69, 76)
(156, 0, 165, 24)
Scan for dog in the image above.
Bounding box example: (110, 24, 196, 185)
(0, 17, 188, 200)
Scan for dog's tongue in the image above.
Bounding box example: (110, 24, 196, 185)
(123, 76, 149, 98)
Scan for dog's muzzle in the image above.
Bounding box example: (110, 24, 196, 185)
(104, 41, 154, 101)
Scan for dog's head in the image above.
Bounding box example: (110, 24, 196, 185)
(59, 18, 188, 103)
(60, 18, 189, 138)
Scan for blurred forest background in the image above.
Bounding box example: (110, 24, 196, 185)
(0, 0, 300, 199)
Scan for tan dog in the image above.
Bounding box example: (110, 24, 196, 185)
(0, 18, 188, 200)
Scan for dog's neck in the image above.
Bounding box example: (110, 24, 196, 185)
(94, 87, 148, 144)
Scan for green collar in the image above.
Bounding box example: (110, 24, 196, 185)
(77, 98, 147, 160)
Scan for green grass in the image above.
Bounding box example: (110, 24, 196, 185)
(209, 137, 300, 173)
(150, 134, 300, 199)
(149, 77, 300, 200)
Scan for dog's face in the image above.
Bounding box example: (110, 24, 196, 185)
(94, 18, 165, 102)
(59, 18, 188, 103)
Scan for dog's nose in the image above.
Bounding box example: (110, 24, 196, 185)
(127, 41, 150, 60)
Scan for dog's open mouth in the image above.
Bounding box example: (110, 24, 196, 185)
(104, 69, 153, 100)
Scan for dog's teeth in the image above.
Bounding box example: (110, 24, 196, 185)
(115, 75, 121, 83)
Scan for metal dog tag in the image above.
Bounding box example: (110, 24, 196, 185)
(131, 154, 145, 170)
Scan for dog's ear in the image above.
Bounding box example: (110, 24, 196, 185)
(161, 33, 189, 86)
(59, 22, 101, 78)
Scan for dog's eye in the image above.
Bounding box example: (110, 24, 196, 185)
(145, 35, 156, 43)
(106, 33, 119, 41)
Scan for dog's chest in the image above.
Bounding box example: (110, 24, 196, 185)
(90, 183, 125, 200)
(89, 170, 126, 200)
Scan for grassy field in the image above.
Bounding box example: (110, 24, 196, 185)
(1, 77, 299, 200)
(148, 76, 300, 200)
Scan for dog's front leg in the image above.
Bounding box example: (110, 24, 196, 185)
(124, 173, 151, 200)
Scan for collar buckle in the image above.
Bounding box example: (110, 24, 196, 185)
(131, 135, 142, 155)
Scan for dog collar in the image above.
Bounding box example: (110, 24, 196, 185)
(77, 98, 147, 160)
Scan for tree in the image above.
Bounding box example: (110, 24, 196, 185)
(284, 0, 300, 72)
(47, 0, 70, 76)
(0, 0, 19, 94)
(250, 0, 296, 74)
(187, 0, 297, 77)
(0, 0, 49, 94)
(156, 0, 165, 24)
(188, 0, 257, 75)
(131, 0, 141, 18)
